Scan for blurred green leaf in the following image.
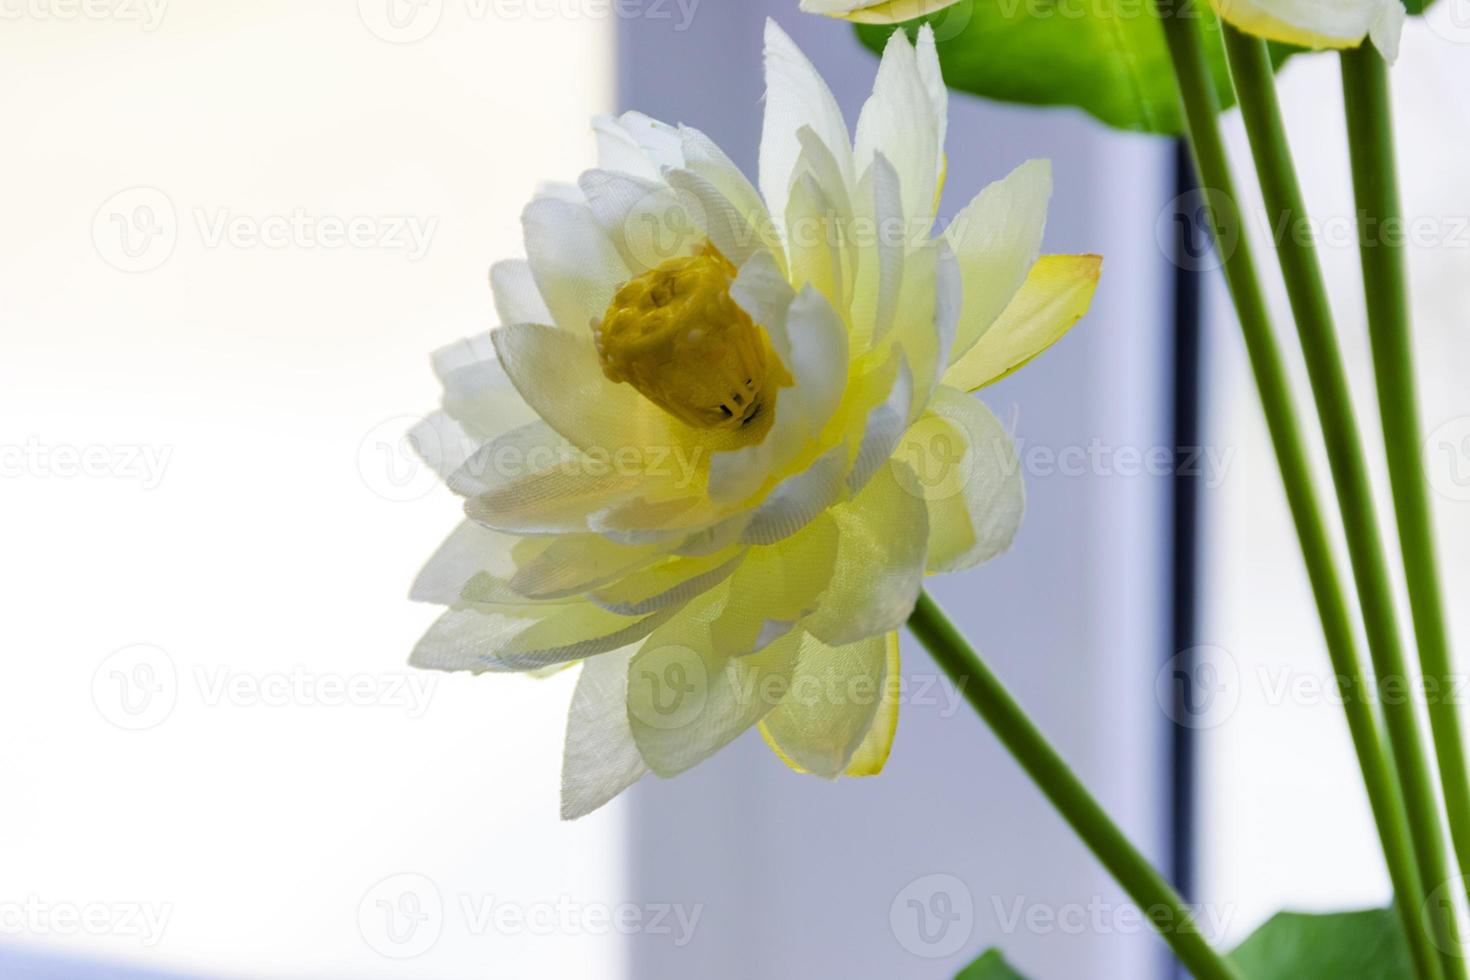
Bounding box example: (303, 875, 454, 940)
(854, 0, 1297, 135)
(1228, 908, 1414, 979)
(955, 949, 1031, 979)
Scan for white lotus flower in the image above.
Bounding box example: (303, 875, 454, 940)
(1210, 0, 1405, 61)
(408, 20, 1100, 819)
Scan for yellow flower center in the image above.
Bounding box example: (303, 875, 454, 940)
(595, 244, 789, 433)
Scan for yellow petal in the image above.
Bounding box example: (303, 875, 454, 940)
(945, 160, 1051, 362)
(760, 631, 901, 776)
(895, 386, 1025, 574)
(758, 631, 890, 777)
(626, 591, 801, 777)
(802, 460, 927, 646)
(942, 254, 1101, 393)
(801, 0, 967, 26)
(1208, 0, 1386, 52)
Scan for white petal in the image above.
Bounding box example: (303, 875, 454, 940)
(626, 596, 802, 777)
(521, 197, 630, 335)
(678, 125, 784, 268)
(409, 411, 481, 482)
(759, 20, 854, 253)
(802, 459, 927, 645)
(411, 601, 676, 673)
(896, 386, 1025, 573)
(410, 520, 522, 605)
(715, 513, 841, 657)
(491, 322, 669, 460)
(945, 159, 1052, 362)
(847, 349, 913, 494)
(507, 534, 664, 600)
(591, 549, 747, 616)
(430, 336, 538, 441)
(914, 25, 948, 168)
(561, 646, 648, 819)
(579, 169, 709, 275)
(854, 29, 939, 239)
(739, 441, 850, 547)
(490, 258, 555, 326)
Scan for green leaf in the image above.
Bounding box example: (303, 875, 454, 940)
(955, 949, 1031, 980)
(854, 0, 1296, 135)
(1228, 908, 1414, 979)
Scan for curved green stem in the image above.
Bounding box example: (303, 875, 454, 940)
(1341, 42, 1470, 920)
(907, 591, 1242, 980)
(1220, 28, 1462, 979)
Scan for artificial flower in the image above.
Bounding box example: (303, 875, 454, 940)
(799, 0, 966, 24)
(1210, 0, 1405, 61)
(408, 19, 1100, 819)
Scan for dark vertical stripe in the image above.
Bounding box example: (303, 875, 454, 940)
(1168, 137, 1204, 979)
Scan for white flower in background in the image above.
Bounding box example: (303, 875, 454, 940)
(1210, 0, 1405, 61)
(799, 0, 967, 23)
(408, 20, 1101, 819)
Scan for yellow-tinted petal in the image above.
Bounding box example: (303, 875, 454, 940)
(760, 631, 901, 776)
(945, 160, 1051, 362)
(412, 601, 676, 674)
(895, 386, 1024, 574)
(802, 460, 927, 646)
(800, 0, 966, 27)
(1209, 0, 1388, 52)
(758, 631, 890, 777)
(942, 254, 1101, 393)
(626, 592, 801, 777)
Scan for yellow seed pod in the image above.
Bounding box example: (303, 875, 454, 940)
(594, 244, 789, 431)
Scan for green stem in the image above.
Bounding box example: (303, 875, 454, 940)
(1220, 28, 1462, 979)
(907, 592, 1242, 980)
(1148, 6, 1446, 976)
(1342, 41, 1470, 918)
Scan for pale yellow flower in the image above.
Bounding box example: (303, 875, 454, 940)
(1210, 0, 1405, 61)
(799, 0, 968, 23)
(408, 20, 1100, 818)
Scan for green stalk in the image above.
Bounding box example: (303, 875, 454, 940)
(1341, 42, 1470, 916)
(1148, 6, 1446, 976)
(907, 592, 1242, 980)
(1219, 28, 1463, 978)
